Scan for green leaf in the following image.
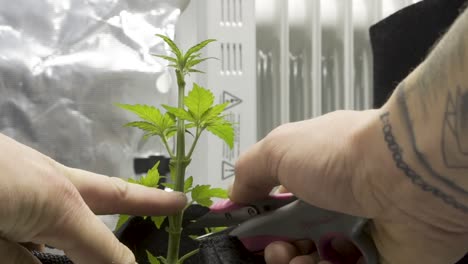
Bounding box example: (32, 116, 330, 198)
(186, 57, 215, 69)
(188, 69, 205, 74)
(146, 251, 161, 264)
(115, 214, 130, 231)
(151, 215, 167, 229)
(140, 161, 160, 187)
(184, 176, 194, 193)
(184, 39, 216, 61)
(116, 104, 163, 126)
(127, 178, 139, 184)
(164, 126, 178, 138)
(191, 185, 228, 207)
(152, 54, 177, 63)
(156, 34, 182, 61)
(162, 104, 194, 122)
(124, 121, 160, 134)
(184, 83, 214, 120)
(161, 182, 175, 190)
(201, 102, 229, 123)
(206, 120, 234, 149)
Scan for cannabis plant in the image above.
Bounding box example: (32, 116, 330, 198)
(116, 35, 234, 264)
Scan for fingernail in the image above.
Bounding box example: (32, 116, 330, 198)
(172, 191, 188, 204)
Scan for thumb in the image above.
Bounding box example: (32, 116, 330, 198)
(0, 238, 41, 264)
(42, 202, 136, 264)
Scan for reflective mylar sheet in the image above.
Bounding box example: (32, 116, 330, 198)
(0, 0, 181, 178)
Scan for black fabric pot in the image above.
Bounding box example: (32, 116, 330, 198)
(33, 204, 265, 264)
(114, 205, 264, 264)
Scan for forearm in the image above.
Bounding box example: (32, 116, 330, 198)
(381, 7, 468, 214)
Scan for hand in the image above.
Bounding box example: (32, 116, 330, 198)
(230, 110, 468, 264)
(0, 133, 187, 264)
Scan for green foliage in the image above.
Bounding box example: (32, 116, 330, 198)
(155, 34, 216, 77)
(147, 251, 161, 264)
(117, 35, 234, 264)
(151, 216, 167, 229)
(115, 214, 130, 231)
(184, 176, 193, 193)
(184, 83, 214, 120)
(140, 161, 161, 187)
(117, 104, 176, 140)
(191, 185, 229, 207)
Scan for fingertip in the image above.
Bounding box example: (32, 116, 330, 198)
(265, 241, 299, 264)
(169, 191, 188, 209)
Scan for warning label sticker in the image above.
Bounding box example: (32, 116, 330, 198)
(221, 160, 235, 179)
(223, 91, 242, 110)
(223, 111, 240, 161)
(221, 111, 240, 181)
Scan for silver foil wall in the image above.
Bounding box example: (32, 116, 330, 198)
(0, 0, 182, 178)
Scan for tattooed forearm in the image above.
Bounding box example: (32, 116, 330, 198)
(389, 6, 468, 202)
(396, 83, 468, 196)
(442, 87, 468, 169)
(380, 111, 468, 213)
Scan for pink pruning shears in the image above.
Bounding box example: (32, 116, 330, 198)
(189, 193, 378, 264)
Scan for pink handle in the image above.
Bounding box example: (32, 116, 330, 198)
(209, 193, 295, 213)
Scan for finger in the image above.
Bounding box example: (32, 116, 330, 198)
(230, 136, 284, 203)
(290, 252, 320, 264)
(292, 240, 316, 255)
(42, 201, 135, 264)
(0, 239, 41, 264)
(264, 241, 299, 264)
(20, 242, 44, 251)
(62, 167, 187, 215)
(330, 237, 362, 262)
(356, 257, 365, 264)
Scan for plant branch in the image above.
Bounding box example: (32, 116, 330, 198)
(177, 249, 199, 264)
(186, 126, 202, 159)
(183, 200, 195, 211)
(161, 136, 175, 158)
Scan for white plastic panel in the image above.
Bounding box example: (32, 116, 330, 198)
(177, 0, 256, 189)
(256, 0, 415, 133)
(175, 0, 416, 188)
(256, 0, 289, 139)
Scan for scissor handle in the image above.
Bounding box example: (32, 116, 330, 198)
(230, 199, 379, 264)
(317, 220, 378, 264)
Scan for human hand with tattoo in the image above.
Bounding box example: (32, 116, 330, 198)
(230, 6, 468, 264)
(0, 133, 187, 264)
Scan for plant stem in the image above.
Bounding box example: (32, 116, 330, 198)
(177, 249, 199, 264)
(161, 136, 175, 158)
(186, 127, 201, 159)
(166, 70, 187, 264)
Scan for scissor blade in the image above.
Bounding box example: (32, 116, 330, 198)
(187, 205, 260, 229)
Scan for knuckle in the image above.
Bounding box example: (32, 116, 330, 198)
(108, 177, 131, 201)
(262, 123, 295, 176)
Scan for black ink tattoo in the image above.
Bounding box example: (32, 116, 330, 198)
(442, 87, 468, 168)
(380, 112, 468, 213)
(396, 83, 468, 195)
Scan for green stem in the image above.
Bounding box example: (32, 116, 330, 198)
(166, 70, 188, 264)
(177, 249, 199, 264)
(186, 127, 202, 159)
(161, 136, 175, 158)
(183, 200, 195, 211)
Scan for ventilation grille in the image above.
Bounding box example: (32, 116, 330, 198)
(220, 42, 243, 75)
(221, 0, 243, 26)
